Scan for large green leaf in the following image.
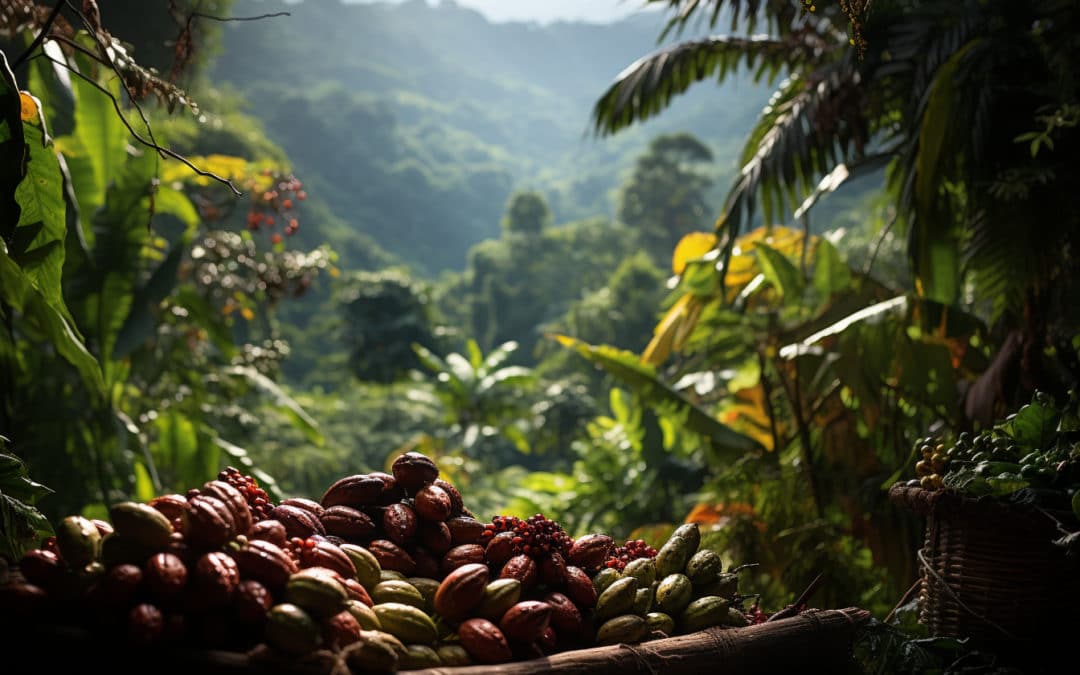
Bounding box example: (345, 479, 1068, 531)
(0, 51, 24, 238)
(64, 58, 127, 226)
(225, 366, 325, 446)
(754, 241, 804, 303)
(592, 35, 811, 136)
(813, 238, 853, 300)
(551, 334, 763, 457)
(13, 114, 71, 324)
(0, 242, 104, 393)
(112, 239, 185, 359)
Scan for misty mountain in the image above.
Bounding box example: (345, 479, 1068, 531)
(213, 0, 773, 272)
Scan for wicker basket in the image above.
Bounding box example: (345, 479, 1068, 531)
(889, 483, 1080, 650)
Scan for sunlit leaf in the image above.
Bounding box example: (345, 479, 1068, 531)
(754, 241, 804, 302)
(672, 232, 717, 275)
(226, 366, 325, 446)
(551, 334, 763, 456)
(813, 237, 853, 300)
(0, 244, 103, 393)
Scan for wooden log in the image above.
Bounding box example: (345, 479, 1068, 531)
(411, 607, 871, 675)
(6, 607, 869, 674)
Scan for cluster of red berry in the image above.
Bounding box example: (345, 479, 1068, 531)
(243, 172, 307, 245)
(286, 537, 321, 566)
(747, 603, 769, 625)
(603, 538, 658, 571)
(219, 466, 274, 521)
(482, 514, 573, 559)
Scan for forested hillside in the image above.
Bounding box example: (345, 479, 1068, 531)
(212, 0, 771, 272)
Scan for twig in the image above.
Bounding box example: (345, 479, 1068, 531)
(189, 11, 292, 22)
(863, 210, 899, 277)
(766, 571, 824, 622)
(12, 0, 67, 69)
(883, 578, 921, 624)
(37, 53, 241, 195)
(63, 1, 163, 164)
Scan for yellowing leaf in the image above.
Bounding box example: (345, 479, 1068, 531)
(672, 232, 716, 275)
(19, 91, 37, 121)
(642, 293, 694, 365)
(240, 307, 254, 321)
(161, 154, 251, 185)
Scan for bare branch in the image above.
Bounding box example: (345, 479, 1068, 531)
(12, 0, 66, 68)
(37, 52, 241, 195)
(189, 11, 292, 23)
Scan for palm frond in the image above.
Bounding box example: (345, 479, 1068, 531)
(648, 0, 809, 41)
(721, 58, 869, 243)
(592, 34, 820, 136)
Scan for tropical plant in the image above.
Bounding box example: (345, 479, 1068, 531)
(411, 339, 536, 459)
(617, 132, 716, 261)
(0, 8, 326, 523)
(336, 268, 443, 384)
(593, 1, 1080, 384)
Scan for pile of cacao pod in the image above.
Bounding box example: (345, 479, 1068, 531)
(0, 451, 760, 671)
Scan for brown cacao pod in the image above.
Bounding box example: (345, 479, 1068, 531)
(234, 579, 273, 624)
(369, 471, 407, 505)
(298, 540, 357, 580)
(100, 563, 144, 607)
(148, 494, 188, 526)
(411, 547, 441, 580)
(567, 534, 614, 572)
(202, 480, 254, 536)
(250, 519, 288, 547)
(367, 539, 416, 575)
(563, 566, 597, 608)
(230, 539, 298, 590)
(499, 600, 551, 643)
(433, 562, 489, 620)
(499, 555, 538, 590)
(446, 516, 486, 546)
(382, 503, 418, 546)
(19, 549, 64, 591)
(320, 505, 376, 541)
(186, 495, 236, 550)
(433, 479, 464, 517)
(270, 504, 325, 539)
(391, 452, 439, 493)
(539, 552, 568, 587)
(280, 497, 325, 519)
(337, 575, 374, 607)
(0, 582, 48, 617)
(484, 531, 516, 567)
(442, 544, 485, 576)
(321, 474, 385, 509)
(191, 551, 240, 608)
(91, 519, 115, 538)
(419, 520, 453, 554)
(412, 484, 452, 522)
(323, 610, 364, 650)
(544, 592, 587, 639)
(458, 618, 512, 664)
(128, 603, 164, 646)
(144, 552, 188, 601)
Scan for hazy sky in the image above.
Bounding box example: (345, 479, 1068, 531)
(351, 0, 654, 24)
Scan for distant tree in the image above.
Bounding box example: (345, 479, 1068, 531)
(617, 133, 714, 263)
(502, 190, 552, 235)
(337, 269, 441, 383)
(561, 251, 667, 352)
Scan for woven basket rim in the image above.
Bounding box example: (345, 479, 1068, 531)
(887, 482, 1077, 525)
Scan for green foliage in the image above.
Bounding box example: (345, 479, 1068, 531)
(0, 26, 325, 519)
(336, 268, 442, 384)
(502, 190, 552, 235)
(617, 133, 716, 262)
(0, 439, 53, 560)
(211, 0, 772, 272)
